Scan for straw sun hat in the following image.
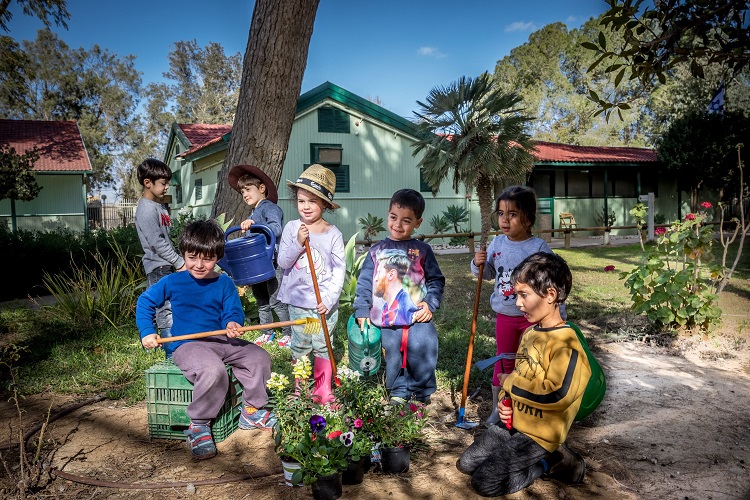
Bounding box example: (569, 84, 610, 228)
(286, 164, 340, 209)
(227, 164, 278, 204)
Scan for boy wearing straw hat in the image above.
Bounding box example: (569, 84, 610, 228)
(277, 164, 346, 403)
(228, 164, 291, 347)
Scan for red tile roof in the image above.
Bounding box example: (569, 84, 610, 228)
(178, 123, 232, 157)
(0, 119, 92, 172)
(533, 141, 657, 163)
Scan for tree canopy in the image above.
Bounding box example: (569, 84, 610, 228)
(0, 30, 142, 190)
(585, 0, 750, 119)
(657, 110, 750, 211)
(0, 145, 41, 231)
(413, 73, 536, 246)
(0, 0, 69, 32)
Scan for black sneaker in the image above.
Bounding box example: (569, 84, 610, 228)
(546, 444, 585, 484)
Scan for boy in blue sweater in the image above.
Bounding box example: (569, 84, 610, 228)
(354, 189, 445, 404)
(137, 220, 275, 460)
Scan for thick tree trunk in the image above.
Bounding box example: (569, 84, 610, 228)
(211, 0, 320, 222)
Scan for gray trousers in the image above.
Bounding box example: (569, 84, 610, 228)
(458, 424, 551, 496)
(146, 266, 173, 330)
(251, 266, 291, 336)
(172, 337, 271, 424)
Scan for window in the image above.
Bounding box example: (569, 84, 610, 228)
(419, 168, 433, 193)
(639, 170, 659, 197)
(176, 186, 183, 204)
(591, 171, 613, 197)
(528, 171, 553, 198)
(311, 144, 343, 165)
(567, 171, 590, 197)
(195, 178, 202, 201)
(318, 107, 350, 133)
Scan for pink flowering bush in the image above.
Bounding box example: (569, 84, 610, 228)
(373, 399, 429, 448)
(621, 201, 722, 330)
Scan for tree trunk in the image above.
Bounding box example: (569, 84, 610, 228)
(211, 0, 320, 222)
(476, 178, 494, 249)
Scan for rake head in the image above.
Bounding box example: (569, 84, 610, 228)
(299, 317, 322, 334)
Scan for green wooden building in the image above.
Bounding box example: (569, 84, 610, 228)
(165, 82, 683, 241)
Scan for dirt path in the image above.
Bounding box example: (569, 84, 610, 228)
(2, 339, 749, 499)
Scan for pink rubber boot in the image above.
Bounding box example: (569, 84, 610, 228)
(312, 357, 335, 404)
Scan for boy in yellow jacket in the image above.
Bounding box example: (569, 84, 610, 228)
(457, 252, 591, 496)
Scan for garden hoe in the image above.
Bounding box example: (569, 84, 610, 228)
(456, 254, 484, 430)
(304, 238, 340, 386)
(156, 318, 321, 344)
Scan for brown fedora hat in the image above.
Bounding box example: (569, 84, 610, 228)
(228, 164, 278, 204)
(286, 164, 340, 209)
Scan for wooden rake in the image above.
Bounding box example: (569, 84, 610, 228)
(156, 318, 321, 344)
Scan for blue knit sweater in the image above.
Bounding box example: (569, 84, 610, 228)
(136, 271, 244, 357)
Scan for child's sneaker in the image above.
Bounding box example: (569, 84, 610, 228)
(253, 333, 274, 345)
(277, 335, 292, 348)
(184, 423, 217, 460)
(239, 405, 277, 430)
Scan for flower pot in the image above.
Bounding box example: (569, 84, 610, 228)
(281, 458, 301, 487)
(342, 456, 371, 485)
(380, 446, 410, 473)
(311, 472, 343, 500)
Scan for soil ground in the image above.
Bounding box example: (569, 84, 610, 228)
(2, 329, 749, 500)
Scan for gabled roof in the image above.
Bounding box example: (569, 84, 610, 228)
(296, 82, 420, 138)
(177, 123, 232, 157)
(0, 119, 92, 173)
(533, 141, 657, 164)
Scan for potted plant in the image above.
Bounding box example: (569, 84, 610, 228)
(267, 358, 361, 497)
(372, 399, 428, 473)
(334, 367, 383, 484)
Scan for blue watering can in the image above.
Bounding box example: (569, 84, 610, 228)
(219, 224, 276, 286)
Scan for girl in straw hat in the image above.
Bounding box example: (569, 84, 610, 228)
(276, 164, 345, 403)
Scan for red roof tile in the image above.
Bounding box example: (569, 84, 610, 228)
(533, 141, 656, 163)
(0, 119, 92, 172)
(178, 123, 232, 156)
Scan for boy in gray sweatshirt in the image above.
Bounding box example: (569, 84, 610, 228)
(134, 158, 185, 341)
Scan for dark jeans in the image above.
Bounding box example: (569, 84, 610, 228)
(251, 266, 290, 336)
(458, 425, 551, 496)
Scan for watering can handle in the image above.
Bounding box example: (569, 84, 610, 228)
(224, 225, 243, 241)
(362, 320, 370, 357)
(224, 224, 276, 251)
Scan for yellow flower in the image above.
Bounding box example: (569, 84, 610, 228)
(267, 372, 289, 391)
(293, 356, 312, 380)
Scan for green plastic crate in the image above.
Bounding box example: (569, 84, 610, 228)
(146, 359, 243, 442)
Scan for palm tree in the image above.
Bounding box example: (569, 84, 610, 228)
(412, 73, 536, 248)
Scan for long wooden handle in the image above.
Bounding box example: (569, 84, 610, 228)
(155, 319, 306, 344)
(304, 239, 338, 381)
(459, 260, 484, 412)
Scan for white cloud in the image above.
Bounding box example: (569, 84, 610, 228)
(417, 46, 446, 58)
(566, 15, 577, 23)
(504, 21, 538, 33)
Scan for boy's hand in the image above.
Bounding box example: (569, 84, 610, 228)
(240, 219, 255, 231)
(473, 250, 487, 266)
(499, 396, 513, 427)
(225, 321, 243, 338)
(412, 302, 432, 322)
(142, 334, 159, 349)
(297, 224, 309, 245)
(356, 317, 369, 330)
(316, 302, 329, 315)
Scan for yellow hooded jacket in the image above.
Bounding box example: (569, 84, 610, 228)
(503, 323, 592, 452)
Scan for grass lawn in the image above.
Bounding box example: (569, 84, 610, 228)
(2, 241, 748, 403)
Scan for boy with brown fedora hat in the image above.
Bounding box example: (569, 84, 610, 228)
(228, 164, 291, 346)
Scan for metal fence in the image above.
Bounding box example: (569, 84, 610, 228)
(87, 198, 137, 230)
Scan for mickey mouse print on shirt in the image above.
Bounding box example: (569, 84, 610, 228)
(497, 266, 516, 301)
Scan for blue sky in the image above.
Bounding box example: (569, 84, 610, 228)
(7, 0, 608, 119)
